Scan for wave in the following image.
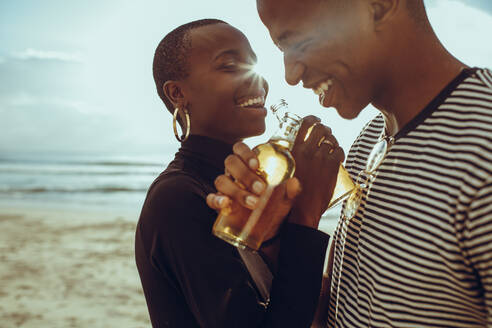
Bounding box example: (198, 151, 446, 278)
(0, 159, 164, 167)
(80, 161, 162, 167)
(1, 186, 147, 194)
(0, 168, 159, 176)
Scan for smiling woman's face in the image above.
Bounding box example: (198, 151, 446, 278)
(180, 23, 269, 144)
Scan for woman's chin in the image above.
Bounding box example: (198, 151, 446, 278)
(240, 125, 266, 140)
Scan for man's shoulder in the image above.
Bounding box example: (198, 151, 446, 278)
(452, 67, 492, 104)
(421, 68, 492, 173)
(439, 67, 492, 131)
(473, 67, 492, 91)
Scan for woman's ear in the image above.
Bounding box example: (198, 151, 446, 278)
(371, 0, 399, 29)
(163, 80, 185, 108)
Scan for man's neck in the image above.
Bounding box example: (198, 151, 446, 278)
(372, 29, 465, 136)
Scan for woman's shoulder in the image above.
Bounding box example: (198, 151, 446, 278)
(149, 169, 207, 204)
(138, 169, 215, 234)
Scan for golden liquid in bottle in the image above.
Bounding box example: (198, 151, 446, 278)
(212, 141, 295, 251)
(253, 141, 295, 186)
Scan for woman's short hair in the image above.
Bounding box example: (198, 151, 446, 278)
(153, 19, 227, 113)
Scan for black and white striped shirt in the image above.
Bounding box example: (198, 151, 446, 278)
(328, 68, 492, 327)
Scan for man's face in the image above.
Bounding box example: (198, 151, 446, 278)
(181, 23, 268, 143)
(257, 0, 384, 119)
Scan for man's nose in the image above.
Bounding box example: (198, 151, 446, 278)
(284, 53, 305, 86)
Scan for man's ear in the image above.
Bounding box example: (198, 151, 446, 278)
(163, 80, 185, 108)
(371, 0, 399, 29)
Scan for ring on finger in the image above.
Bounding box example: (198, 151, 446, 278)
(317, 135, 329, 147)
(318, 137, 335, 154)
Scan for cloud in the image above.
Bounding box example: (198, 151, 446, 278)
(461, 0, 492, 15)
(1, 92, 105, 114)
(0, 92, 168, 153)
(11, 48, 84, 63)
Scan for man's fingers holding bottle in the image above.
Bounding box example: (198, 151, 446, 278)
(294, 120, 339, 157)
(308, 123, 337, 151)
(331, 146, 345, 163)
(294, 115, 321, 145)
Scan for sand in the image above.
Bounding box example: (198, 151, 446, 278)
(0, 205, 340, 328)
(0, 207, 151, 328)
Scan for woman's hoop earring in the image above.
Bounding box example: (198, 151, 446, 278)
(173, 107, 190, 142)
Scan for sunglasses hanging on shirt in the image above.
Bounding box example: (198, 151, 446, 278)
(342, 134, 395, 220)
(333, 131, 395, 325)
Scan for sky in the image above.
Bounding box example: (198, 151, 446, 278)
(0, 0, 491, 157)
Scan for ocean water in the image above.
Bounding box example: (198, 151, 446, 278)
(0, 151, 341, 226)
(0, 151, 172, 213)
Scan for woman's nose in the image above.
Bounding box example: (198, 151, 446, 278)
(261, 75, 269, 96)
(243, 69, 269, 96)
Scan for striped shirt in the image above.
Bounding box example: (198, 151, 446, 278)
(327, 68, 492, 327)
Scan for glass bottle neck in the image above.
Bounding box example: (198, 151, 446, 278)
(268, 114, 301, 151)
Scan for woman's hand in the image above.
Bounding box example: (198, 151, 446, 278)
(207, 115, 344, 230)
(207, 149, 301, 241)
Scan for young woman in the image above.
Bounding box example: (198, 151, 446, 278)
(135, 19, 336, 328)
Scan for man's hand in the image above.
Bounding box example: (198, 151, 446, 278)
(289, 116, 345, 227)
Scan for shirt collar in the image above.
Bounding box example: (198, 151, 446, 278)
(179, 135, 234, 171)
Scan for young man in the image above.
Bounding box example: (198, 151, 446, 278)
(208, 0, 492, 326)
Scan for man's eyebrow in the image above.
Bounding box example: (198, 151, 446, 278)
(250, 51, 258, 64)
(275, 30, 295, 49)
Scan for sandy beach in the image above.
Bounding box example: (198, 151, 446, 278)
(0, 204, 339, 328)
(0, 206, 151, 328)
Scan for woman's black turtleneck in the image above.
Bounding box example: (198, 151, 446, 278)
(135, 135, 329, 328)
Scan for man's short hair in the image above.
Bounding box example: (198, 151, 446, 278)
(153, 19, 227, 113)
(326, 0, 429, 28)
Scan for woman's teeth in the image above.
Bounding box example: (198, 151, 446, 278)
(238, 96, 264, 108)
(313, 79, 333, 95)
